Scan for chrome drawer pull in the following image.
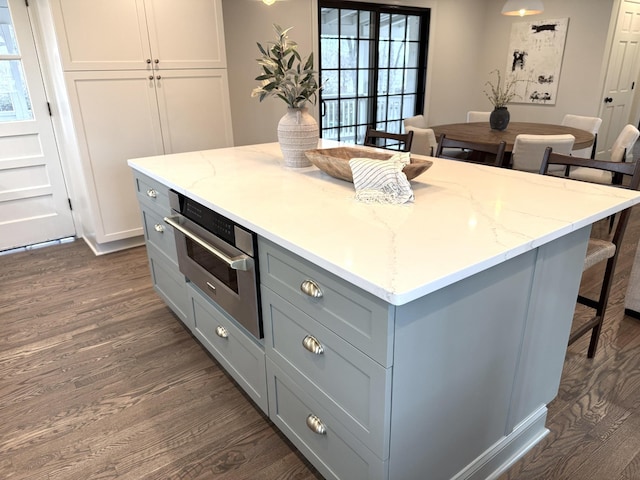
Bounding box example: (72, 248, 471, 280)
(306, 414, 326, 435)
(300, 279, 323, 298)
(215, 325, 228, 339)
(154, 223, 164, 233)
(302, 335, 324, 355)
(146, 188, 157, 198)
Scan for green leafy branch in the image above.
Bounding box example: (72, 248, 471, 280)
(251, 24, 320, 108)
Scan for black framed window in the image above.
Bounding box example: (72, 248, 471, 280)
(318, 1, 430, 144)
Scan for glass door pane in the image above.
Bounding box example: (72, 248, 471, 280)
(319, 2, 428, 144)
(0, 0, 33, 122)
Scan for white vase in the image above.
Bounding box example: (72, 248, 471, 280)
(277, 107, 319, 168)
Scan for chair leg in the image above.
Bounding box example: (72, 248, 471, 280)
(608, 213, 616, 233)
(575, 255, 618, 358)
(587, 316, 603, 358)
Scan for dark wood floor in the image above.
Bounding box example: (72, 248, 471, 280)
(1, 208, 640, 479)
(0, 241, 321, 480)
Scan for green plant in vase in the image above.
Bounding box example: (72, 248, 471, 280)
(252, 24, 321, 168)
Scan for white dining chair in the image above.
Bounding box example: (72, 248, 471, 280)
(570, 124, 640, 184)
(466, 111, 491, 122)
(511, 134, 575, 172)
(403, 115, 438, 156)
(561, 114, 602, 158)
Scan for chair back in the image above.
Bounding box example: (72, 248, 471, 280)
(611, 124, 640, 163)
(540, 148, 640, 357)
(364, 128, 413, 152)
(466, 111, 491, 122)
(561, 114, 602, 159)
(403, 114, 428, 129)
(511, 134, 574, 172)
(405, 125, 437, 156)
(435, 134, 507, 167)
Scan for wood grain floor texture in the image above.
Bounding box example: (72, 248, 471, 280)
(0, 242, 321, 480)
(1, 208, 640, 480)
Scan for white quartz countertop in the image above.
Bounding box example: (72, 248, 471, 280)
(128, 140, 640, 305)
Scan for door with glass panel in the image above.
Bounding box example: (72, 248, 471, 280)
(0, 0, 74, 251)
(319, 1, 429, 145)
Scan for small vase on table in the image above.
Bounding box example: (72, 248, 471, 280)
(490, 107, 510, 131)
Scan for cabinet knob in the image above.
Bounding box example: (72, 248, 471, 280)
(154, 59, 159, 64)
(156, 75, 161, 80)
(300, 279, 323, 298)
(146, 58, 151, 64)
(146, 188, 157, 198)
(154, 223, 165, 233)
(306, 414, 327, 435)
(148, 75, 154, 80)
(302, 335, 324, 355)
(215, 325, 228, 338)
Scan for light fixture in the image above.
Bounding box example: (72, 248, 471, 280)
(263, 0, 276, 5)
(501, 0, 544, 16)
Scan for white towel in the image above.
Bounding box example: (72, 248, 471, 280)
(349, 152, 414, 204)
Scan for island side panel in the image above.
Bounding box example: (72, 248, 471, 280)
(506, 226, 590, 433)
(389, 248, 536, 480)
(389, 227, 590, 480)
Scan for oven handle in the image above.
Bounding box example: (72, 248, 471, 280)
(163, 215, 252, 271)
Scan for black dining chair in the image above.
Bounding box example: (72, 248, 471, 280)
(434, 134, 508, 167)
(540, 147, 640, 358)
(364, 128, 413, 152)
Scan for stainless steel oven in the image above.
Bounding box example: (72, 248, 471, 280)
(164, 190, 262, 338)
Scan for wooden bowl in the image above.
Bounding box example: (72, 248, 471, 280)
(304, 147, 433, 183)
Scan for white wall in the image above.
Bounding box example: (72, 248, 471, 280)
(475, 0, 615, 124)
(223, 0, 317, 146)
(223, 0, 618, 145)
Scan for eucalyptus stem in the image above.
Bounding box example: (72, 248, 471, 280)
(251, 24, 321, 109)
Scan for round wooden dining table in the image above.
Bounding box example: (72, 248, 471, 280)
(431, 121, 595, 152)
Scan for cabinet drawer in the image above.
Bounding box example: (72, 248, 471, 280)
(263, 288, 391, 458)
(259, 238, 394, 367)
(147, 243, 189, 326)
(267, 359, 387, 480)
(187, 283, 268, 414)
(141, 207, 178, 265)
(135, 172, 171, 214)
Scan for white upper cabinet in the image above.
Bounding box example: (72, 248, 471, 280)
(144, 0, 227, 70)
(50, 0, 227, 71)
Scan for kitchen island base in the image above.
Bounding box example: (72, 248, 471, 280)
(259, 227, 589, 480)
(129, 141, 637, 480)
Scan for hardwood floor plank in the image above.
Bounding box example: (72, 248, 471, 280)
(2, 203, 640, 480)
(0, 240, 321, 480)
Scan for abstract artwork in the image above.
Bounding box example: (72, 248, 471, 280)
(505, 18, 569, 105)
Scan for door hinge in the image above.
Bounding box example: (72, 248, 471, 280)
(68, 198, 73, 211)
(47, 102, 52, 116)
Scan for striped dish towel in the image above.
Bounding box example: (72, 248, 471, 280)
(349, 152, 414, 204)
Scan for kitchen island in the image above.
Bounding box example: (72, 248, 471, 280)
(129, 140, 640, 480)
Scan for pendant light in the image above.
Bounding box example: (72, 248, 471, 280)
(501, 0, 544, 16)
(263, 0, 276, 5)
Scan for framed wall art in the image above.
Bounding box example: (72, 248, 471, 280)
(505, 17, 569, 105)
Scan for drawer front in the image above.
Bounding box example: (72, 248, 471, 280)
(263, 287, 391, 457)
(188, 283, 268, 414)
(258, 238, 394, 367)
(141, 207, 178, 265)
(267, 359, 387, 480)
(135, 172, 171, 214)
(147, 243, 189, 326)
